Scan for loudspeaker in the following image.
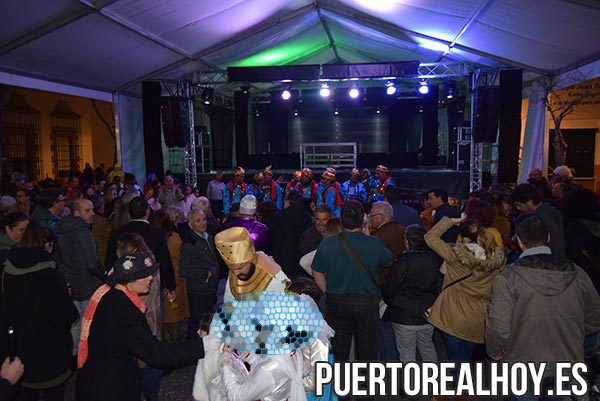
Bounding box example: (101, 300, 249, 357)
(160, 97, 186, 148)
(473, 86, 499, 143)
(422, 84, 439, 165)
(497, 69, 522, 183)
(142, 81, 164, 177)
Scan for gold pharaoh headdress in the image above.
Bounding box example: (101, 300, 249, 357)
(214, 227, 256, 266)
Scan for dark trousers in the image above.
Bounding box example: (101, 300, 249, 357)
(379, 319, 400, 361)
(187, 292, 216, 339)
(210, 200, 224, 220)
(325, 293, 380, 361)
(18, 382, 66, 401)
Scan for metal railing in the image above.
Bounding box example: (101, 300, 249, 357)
(300, 142, 356, 170)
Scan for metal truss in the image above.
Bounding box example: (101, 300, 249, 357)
(467, 67, 501, 191)
(470, 141, 484, 192)
(158, 80, 198, 187)
(192, 71, 228, 85)
(418, 62, 470, 79)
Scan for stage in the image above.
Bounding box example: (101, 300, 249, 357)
(194, 168, 470, 197)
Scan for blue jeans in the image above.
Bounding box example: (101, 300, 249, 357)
(140, 365, 162, 401)
(510, 376, 566, 401)
(71, 300, 89, 355)
(440, 331, 477, 363)
(187, 292, 216, 339)
(379, 319, 399, 361)
(585, 332, 600, 358)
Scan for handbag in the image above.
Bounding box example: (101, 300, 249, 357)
(338, 232, 389, 320)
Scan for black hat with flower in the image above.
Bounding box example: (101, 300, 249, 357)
(105, 253, 158, 286)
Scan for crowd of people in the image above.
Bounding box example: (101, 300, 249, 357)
(0, 161, 599, 401)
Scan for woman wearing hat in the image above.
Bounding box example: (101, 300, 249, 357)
(76, 253, 217, 401)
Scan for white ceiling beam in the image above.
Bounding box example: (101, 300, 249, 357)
(0, 70, 112, 101)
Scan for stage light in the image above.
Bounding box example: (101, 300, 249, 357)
(376, 108, 381, 114)
(294, 109, 299, 116)
(240, 85, 251, 95)
(334, 108, 339, 115)
(385, 81, 397, 95)
(201, 87, 214, 105)
(444, 80, 456, 99)
(348, 84, 360, 99)
(281, 85, 292, 100)
(319, 84, 331, 97)
(418, 80, 429, 95)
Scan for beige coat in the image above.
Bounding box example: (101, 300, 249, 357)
(425, 217, 506, 343)
(163, 232, 190, 323)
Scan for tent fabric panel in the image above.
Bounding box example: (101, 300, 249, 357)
(0, 0, 80, 44)
(459, 0, 600, 72)
(103, 0, 313, 55)
(0, 14, 184, 90)
(202, 13, 328, 68)
(329, 0, 482, 42)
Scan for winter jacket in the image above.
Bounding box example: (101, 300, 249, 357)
(299, 225, 323, 256)
(0, 233, 16, 273)
(269, 204, 312, 278)
(382, 249, 442, 325)
(536, 202, 566, 258)
(75, 288, 205, 401)
(486, 246, 600, 374)
(30, 206, 60, 232)
(163, 232, 189, 324)
(179, 229, 219, 294)
(0, 246, 78, 388)
(55, 215, 104, 301)
(425, 217, 506, 343)
(432, 203, 460, 243)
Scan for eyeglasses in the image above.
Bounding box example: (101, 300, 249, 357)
(369, 213, 383, 218)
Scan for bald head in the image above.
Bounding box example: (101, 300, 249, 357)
(73, 198, 95, 225)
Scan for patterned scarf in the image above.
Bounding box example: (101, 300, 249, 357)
(77, 283, 146, 368)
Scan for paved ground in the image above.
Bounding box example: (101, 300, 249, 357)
(64, 331, 500, 401)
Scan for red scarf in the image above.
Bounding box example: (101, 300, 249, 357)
(378, 176, 392, 194)
(78, 284, 146, 368)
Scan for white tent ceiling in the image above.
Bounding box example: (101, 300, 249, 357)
(1, 0, 600, 98)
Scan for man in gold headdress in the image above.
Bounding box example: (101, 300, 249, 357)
(192, 226, 291, 400)
(214, 226, 289, 301)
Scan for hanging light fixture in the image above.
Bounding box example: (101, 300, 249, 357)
(281, 85, 292, 100)
(418, 80, 429, 95)
(385, 81, 397, 95)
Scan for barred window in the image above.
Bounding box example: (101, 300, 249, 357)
(50, 101, 81, 182)
(1, 94, 42, 182)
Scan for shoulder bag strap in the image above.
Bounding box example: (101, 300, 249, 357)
(338, 232, 378, 288)
(441, 272, 473, 292)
